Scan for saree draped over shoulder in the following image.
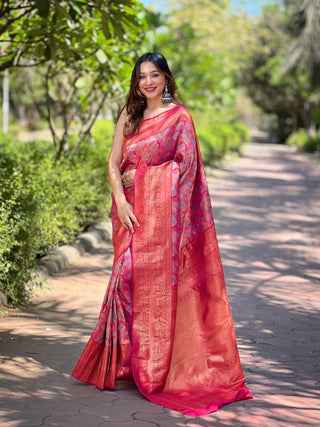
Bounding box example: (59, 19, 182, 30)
(72, 105, 252, 416)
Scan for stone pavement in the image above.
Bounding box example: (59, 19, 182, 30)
(0, 143, 319, 427)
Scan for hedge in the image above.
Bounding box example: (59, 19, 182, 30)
(0, 119, 114, 304)
(197, 122, 250, 165)
(286, 129, 320, 153)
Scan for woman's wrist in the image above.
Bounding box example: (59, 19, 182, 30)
(114, 192, 127, 208)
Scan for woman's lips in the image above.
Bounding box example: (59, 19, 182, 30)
(144, 87, 156, 92)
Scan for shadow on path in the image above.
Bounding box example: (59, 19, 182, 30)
(208, 143, 320, 426)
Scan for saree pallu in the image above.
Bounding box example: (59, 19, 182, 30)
(72, 105, 252, 416)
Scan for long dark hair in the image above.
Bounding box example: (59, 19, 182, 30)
(124, 52, 178, 135)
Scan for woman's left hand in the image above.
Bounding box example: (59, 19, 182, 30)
(121, 169, 136, 188)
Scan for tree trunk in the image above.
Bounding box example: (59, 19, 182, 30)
(302, 102, 317, 137)
(277, 114, 290, 143)
(291, 111, 298, 133)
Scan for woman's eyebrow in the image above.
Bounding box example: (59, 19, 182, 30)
(140, 70, 160, 75)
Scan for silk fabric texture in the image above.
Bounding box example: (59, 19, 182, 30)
(72, 105, 252, 416)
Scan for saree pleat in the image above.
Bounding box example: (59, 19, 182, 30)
(72, 105, 252, 416)
(72, 247, 133, 389)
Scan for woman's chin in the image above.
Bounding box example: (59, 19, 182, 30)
(143, 91, 161, 100)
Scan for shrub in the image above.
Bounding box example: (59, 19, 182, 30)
(0, 156, 42, 303)
(304, 136, 320, 153)
(286, 129, 310, 149)
(0, 128, 112, 304)
(232, 123, 251, 144)
(217, 124, 241, 152)
(286, 129, 320, 153)
(91, 119, 114, 153)
(197, 127, 227, 165)
(197, 122, 249, 165)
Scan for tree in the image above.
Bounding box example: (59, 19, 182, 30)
(142, 0, 254, 123)
(8, 34, 144, 158)
(241, 2, 320, 139)
(1, 0, 147, 157)
(41, 40, 139, 159)
(0, 0, 143, 71)
(284, 0, 320, 87)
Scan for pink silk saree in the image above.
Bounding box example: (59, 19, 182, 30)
(72, 104, 252, 416)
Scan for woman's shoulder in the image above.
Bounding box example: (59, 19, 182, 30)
(172, 104, 192, 118)
(116, 106, 128, 124)
(173, 104, 194, 125)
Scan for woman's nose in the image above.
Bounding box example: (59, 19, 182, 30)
(146, 75, 153, 84)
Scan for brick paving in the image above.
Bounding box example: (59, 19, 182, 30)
(0, 143, 319, 426)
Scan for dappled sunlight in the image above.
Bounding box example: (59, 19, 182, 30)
(205, 143, 320, 426)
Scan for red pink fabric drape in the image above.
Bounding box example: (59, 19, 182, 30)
(72, 105, 252, 416)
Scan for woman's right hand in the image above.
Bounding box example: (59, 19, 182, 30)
(117, 199, 140, 234)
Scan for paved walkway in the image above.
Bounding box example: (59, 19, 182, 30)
(1, 143, 319, 426)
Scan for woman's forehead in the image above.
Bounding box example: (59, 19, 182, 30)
(140, 61, 161, 74)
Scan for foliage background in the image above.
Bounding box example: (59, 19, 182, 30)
(0, 120, 113, 302)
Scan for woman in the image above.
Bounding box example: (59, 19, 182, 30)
(72, 52, 252, 417)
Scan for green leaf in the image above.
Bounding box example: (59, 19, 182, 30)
(54, 0, 72, 19)
(35, 0, 50, 18)
(101, 11, 111, 39)
(44, 45, 51, 60)
(67, 19, 76, 29)
(122, 6, 136, 16)
(75, 77, 87, 88)
(96, 49, 108, 64)
(34, 43, 44, 58)
(52, 12, 57, 25)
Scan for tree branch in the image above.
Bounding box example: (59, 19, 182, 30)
(0, 58, 14, 71)
(74, 90, 109, 154)
(0, 7, 33, 36)
(45, 63, 60, 155)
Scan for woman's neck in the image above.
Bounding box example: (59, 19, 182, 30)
(145, 98, 164, 112)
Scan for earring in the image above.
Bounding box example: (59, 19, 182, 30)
(162, 83, 172, 103)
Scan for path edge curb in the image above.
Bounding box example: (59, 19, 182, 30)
(0, 221, 113, 306)
(37, 221, 113, 279)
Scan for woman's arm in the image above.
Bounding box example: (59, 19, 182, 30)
(108, 109, 140, 233)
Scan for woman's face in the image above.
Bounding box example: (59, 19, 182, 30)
(138, 61, 166, 101)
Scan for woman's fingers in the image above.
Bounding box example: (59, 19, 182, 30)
(119, 218, 129, 231)
(129, 211, 140, 229)
(118, 202, 139, 233)
(123, 218, 134, 233)
(121, 170, 135, 188)
(124, 213, 139, 234)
